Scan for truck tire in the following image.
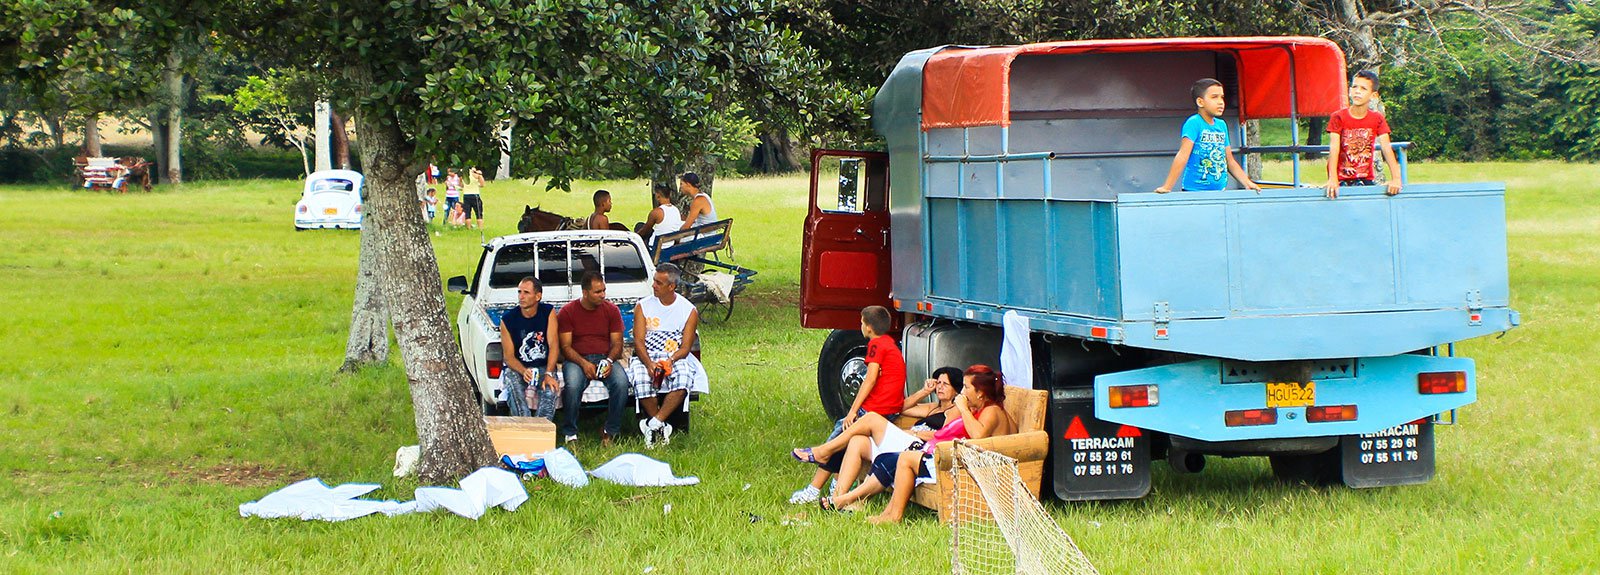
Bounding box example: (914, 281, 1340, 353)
(817, 329, 870, 421)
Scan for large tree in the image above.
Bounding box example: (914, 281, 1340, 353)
(231, 0, 826, 481)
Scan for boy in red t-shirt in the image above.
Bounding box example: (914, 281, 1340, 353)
(848, 305, 905, 426)
(1325, 70, 1403, 199)
(789, 305, 905, 504)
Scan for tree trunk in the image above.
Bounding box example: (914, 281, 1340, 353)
(82, 114, 102, 157)
(45, 115, 64, 148)
(750, 127, 799, 173)
(1337, 0, 1380, 70)
(162, 49, 183, 185)
(341, 211, 390, 372)
(150, 111, 168, 184)
(495, 117, 514, 180)
(314, 101, 332, 172)
(330, 110, 351, 169)
(356, 111, 495, 484)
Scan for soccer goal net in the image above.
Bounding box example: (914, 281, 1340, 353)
(949, 441, 1098, 575)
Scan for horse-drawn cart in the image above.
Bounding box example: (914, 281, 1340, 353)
(650, 219, 757, 322)
(517, 206, 757, 321)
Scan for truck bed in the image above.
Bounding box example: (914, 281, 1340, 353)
(919, 184, 1516, 361)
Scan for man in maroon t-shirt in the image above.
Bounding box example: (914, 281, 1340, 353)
(557, 272, 630, 446)
(1325, 70, 1403, 199)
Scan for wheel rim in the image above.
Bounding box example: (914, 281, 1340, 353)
(837, 352, 868, 410)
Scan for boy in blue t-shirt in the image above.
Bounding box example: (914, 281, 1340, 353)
(1155, 78, 1262, 194)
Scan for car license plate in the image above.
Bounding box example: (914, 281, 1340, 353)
(1266, 381, 1315, 408)
(323, 207, 338, 215)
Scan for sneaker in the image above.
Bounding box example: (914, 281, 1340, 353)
(564, 434, 579, 444)
(789, 485, 820, 505)
(639, 418, 656, 449)
(657, 422, 673, 446)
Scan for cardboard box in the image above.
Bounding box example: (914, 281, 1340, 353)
(485, 416, 557, 458)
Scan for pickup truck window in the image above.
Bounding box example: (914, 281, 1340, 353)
(600, 239, 648, 283)
(488, 243, 542, 288)
(487, 238, 648, 289)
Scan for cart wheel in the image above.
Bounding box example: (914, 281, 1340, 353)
(695, 296, 729, 324)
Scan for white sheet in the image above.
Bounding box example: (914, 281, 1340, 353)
(240, 467, 527, 522)
(588, 453, 700, 487)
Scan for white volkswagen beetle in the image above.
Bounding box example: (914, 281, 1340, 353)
(294, 169, 364, 230)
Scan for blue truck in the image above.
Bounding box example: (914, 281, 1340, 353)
(800, 37, 1518, 500)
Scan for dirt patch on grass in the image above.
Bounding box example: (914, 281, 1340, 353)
(166, 461, 303, 488)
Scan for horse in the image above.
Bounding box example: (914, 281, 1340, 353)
(517, 205, 635, 234)
(518, 205, 583, 233)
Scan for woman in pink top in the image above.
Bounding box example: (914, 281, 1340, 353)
(821, 365, 1015, 524)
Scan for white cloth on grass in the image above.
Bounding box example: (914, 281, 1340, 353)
(239, 479, 413, 522)
(240, 467, 527, 522)
(588, 453, 700, 487)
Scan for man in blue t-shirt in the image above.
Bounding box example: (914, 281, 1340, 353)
(1155, 78, 1262, 194)
(500, 276, 560, 418)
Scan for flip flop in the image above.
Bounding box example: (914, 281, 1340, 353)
(818, 497, 853, 514)
(790, 447, 819, 464)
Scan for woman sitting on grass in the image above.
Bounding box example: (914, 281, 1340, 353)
(789, 366, 966, 505)
(812, 364, 1014, 524)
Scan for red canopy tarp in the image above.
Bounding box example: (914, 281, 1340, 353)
(921, 37, 1348, 130)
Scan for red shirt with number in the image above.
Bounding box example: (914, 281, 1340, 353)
(860, 334, 906, 416)
(1327, 108, 1392, 182)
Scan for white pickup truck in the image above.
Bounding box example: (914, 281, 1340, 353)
(447, 230, 655, 414)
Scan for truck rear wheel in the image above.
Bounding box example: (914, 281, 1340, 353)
(817, 329, 869, 421)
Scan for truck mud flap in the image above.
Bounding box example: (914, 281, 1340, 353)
(1050, 392, 1150, 501)
(1339, 420, 1434, 488)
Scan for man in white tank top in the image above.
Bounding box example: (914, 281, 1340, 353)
(677, 172, 718, 230)
(639, 184, 684, 246)
(628, 263, 704, 447)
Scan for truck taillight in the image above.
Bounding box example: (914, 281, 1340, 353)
(1225, 408, 1277, 427)
(355, 203, 363, 213)
(1305, 404, 1358, 423)
(1108, 385, 1158, 408)
(297, 205, 307, 213)
(1417, 371, 1466, 394)
(487, 360, 502, 379)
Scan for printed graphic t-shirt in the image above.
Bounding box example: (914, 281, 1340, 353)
(500, 302, 554, 368)
(1180, 114, 1231, 191)
(861, 334, 907, 416)
(1328, 108, 1392, 182)
(558, 299, 623, 356)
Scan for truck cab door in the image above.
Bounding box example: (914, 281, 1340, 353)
(802, 150, 892, 329)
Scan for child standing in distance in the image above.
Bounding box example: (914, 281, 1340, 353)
(1155, 78, 1262, 194)
(1324, 70, 1403, 199)
(444, 168, 462, 217)
(424, 188, 439, 223)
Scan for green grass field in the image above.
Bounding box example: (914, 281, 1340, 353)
(2, 163, 1597, 573)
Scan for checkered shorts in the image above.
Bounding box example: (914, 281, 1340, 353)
(626, 353, 701, 398)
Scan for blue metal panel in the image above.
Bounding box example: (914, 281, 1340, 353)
(876, 47, 941, 304)
(964, 200, 1001, 304)
(1116, 202, 1233, 319)
(926, 199, 962, 297)
(1233, 196, 1397, 311)
(1093, 355, 1478, 442)
(1001, 201, 1051, 310)
(1396, 193, 1511, 306)
(1119, 308, 1518, 362)
(960, 163, 999, 199)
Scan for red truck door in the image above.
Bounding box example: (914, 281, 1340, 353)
(802, 150, 892, 329)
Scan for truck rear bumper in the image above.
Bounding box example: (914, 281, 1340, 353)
(1093, 354, 1475, 442)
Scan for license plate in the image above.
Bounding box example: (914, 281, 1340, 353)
(323, 207, 338, 215)
(1266, 381, 1315, 408)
